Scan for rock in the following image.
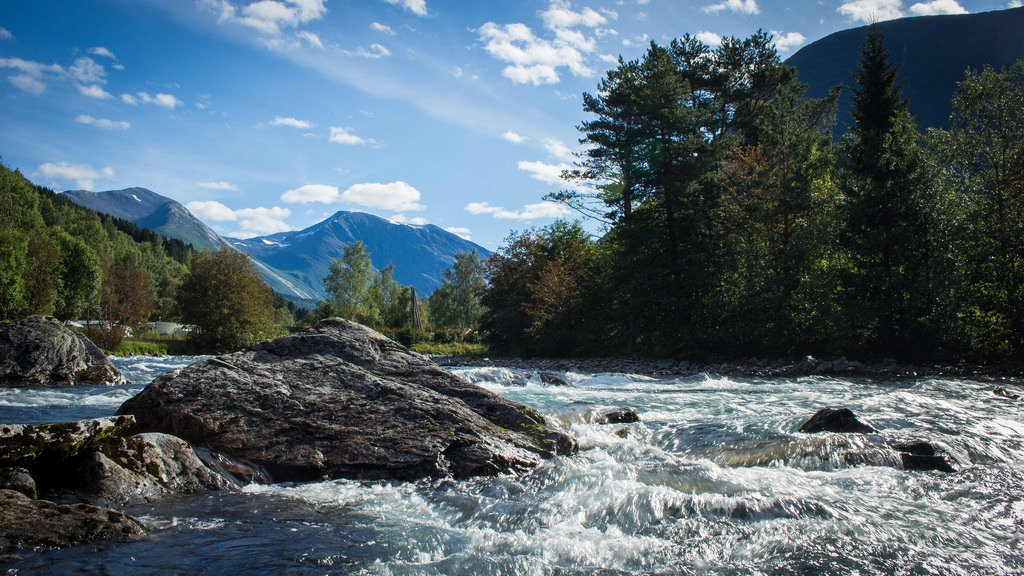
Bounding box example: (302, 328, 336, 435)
(117, 318, 577, 482)
(79, 433, 236, 507)
(538, 371, 570, 387)
(798, 408, 877, 434)
(0, 489, 145, 550)
(0, 416, 136, 467)
(993, 387, 1019, 400)
(889, 441, 956, 473)
(596, 407, 640, 424)
(0, 316, 126, 386)
(0, 468, 35, 499)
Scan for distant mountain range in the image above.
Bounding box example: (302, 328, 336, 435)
(63, 188, 490, 302)
(787, 6, 1024, 133)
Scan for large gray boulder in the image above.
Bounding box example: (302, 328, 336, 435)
(0, 316, 126, 386)
(0, 489, 145, 551)
(117, 318, 577, 482)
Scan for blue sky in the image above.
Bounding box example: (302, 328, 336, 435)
(1, 0, 1018, 248)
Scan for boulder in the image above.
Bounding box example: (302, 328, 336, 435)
(0, 316, 126, 386)
(538, 371, 570, 387)
(0, 416, 136, 466)
(798, 408, 877, 434)
(0, 489, 145, 551)
(117, 318, 577, 482)
(596, 407, 641, 424)
(889, 441, 956, 473)
(0, 468, 35, 499)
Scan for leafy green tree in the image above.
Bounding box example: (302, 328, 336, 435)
(323, 241, 374, 322)
(178, 248, 277, 352)
(51, 229, 102, 321)
(428, 252, 487, 331)
(93, 256, 156, 348)
(0, 229, 28, 319)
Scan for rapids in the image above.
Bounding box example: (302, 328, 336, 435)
(2, 358, 1022, 575)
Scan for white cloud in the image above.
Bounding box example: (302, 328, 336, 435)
(1010, 0, 1023, 7)
(384, 0, 427, 17)
(0, 57, 64, 94)
(356, 43, 391, 59)
(329, 126, 369, 145)
(78, 84, 112, 99)
(233, 206, 293, 237)
(464, 200, 570, 221)
(238, 0, 328, 34)
(445, 227, 472, 240)
(772, 31, 806, 52)
(197, 181, 239, 191)
(280, 183, 340, 204)
(75, 114, 129, 130)
(0, 27, 13, 41)
(371, 22, 395, 34)
(543, 137, 574, 162)
(8, 74, 46, 94)
(88, 47, 117, 60)
(38, 161, 114, 190)
(696, 31, 723, 46)
(341, 181, 425, 212)
(479, 1, 613, 86)
(908, 0, 967, 15)
(121, 91, 183, 109)
(703, 0, 760, 14)
(503, 130, 526, 144)
(186, 200, 238, 221)
(271, 116, 314, 129)
(838, 0, 905, 22)
(390, 214, 429, 225)
(517, 160, 570, 185)
(297, 30, 323, 48)
(69, 57, 105, 85)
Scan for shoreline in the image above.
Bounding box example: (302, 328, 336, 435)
(433, 354, 1024, 380)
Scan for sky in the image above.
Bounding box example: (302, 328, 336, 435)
(1, 0, 1020, 249)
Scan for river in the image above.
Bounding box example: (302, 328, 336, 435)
(1, 356, 1022, 575)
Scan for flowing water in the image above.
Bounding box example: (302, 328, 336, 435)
(2, 359, 1023, 575)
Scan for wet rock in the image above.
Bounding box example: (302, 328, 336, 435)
(596, 407, 640, 425)
(0, 316, 126, 387)
(993, 387, 1019, 400)
(117, 318, 577, 482)
(798, 408, 877, 434)
(0, 489, 145, 550)
(79, 433, 236, 507)
(0, 416, 136, 467)
(538, 371, 570, 387)
(0, 468, 35, 499)
(889, 441, 956, 473)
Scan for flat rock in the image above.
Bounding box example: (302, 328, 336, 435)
(798, 408, 877, 434)
(0, 316, 126, 386)
(0, 489, 145, 550)
(117, 318, 577, 482)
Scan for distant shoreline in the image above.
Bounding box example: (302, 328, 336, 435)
(434, 355, 1024, 380)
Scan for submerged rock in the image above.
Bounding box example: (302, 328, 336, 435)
(889, 441, 956, 473)
(993, 387, 1019, 400)
(798, 408, 877, 434)
(0, 316, 126, 386)
(0, 489, 145, 551)
(596, 407, 641, 424)
(538, 371, 570, 387)
(117, 318, 577, 482)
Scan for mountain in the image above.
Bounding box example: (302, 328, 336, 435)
(786, 6, 1024, 133)
(226, 211, 491, 300)
(63, 187, 224, 252)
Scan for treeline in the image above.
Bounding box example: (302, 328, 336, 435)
(481, 29, 1024, 362)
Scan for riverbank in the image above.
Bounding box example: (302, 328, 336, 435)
(435, 354, 1024, 380)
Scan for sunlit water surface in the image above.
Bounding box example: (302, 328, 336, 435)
(2, 359, 1022, 575)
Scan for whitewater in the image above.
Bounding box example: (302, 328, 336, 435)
(2, 356, 1022, 575)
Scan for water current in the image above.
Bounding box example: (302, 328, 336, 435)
(2, 358, 1022, 575)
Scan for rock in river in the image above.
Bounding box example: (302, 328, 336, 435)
(798, 407, 877, 434)
(117, 318, 577, 482)
(0, 316, 126, 386)
(0, 489, 145, 551)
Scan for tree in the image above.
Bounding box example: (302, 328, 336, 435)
(178, 248, 277, 352)
(51, 229, 102, 321)
(0, 229, 27, 320)
(428, 252, 487, 331)
(323, 241, 374, 322)
(93, 256, 156, 348)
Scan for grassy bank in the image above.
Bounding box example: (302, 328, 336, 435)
(104, 336, 200, 356)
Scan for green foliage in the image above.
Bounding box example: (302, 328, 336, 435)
(319, 241, 417, 330)
(177, 248, 278, 353)
(427, 251, 487, 330)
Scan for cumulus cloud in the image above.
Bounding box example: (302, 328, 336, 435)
(280, 183, 340, 204)
(478, 0, 613, 85)
(390, 214, 429, 225)
(197, 181, 239, 190)
(371, 22, 395, 34)
(186, 200, 238, 221)
(121, 91, 183, 109)
(232, 206, 293, 237)
(908, 0, 967, 15)
(384, 0, 427, 16)
(543, 138, 574, 162)
(703, 0, 760, 14)
(518, 160, 570, 185)
(503, 130, 526, 144)
(78, 84, 112, 99)
(340, 181, 425, 212)
(464, 200, 570, 221)
(271, 116, 314, 129)
(69, 57, 105, 85)
(75, 114, 129, 130)
(0, 57, 64, 94)
(772, 31, 806, 52)
(38, 161, 114, 190)
(297, 31, 323, 48)
(329, 126, 370, 145)
(88, 47, 117, 60)
(0, 27, 13, 41)
(240, 0, 327, 34)
(696, 31, 723, 46)
(838, 0, 905, 22)
(1010, 1, 1023, 7)
(9, 74, 47, 94)
(445, 227, 472, 240)
(356, 43, 392, 58)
